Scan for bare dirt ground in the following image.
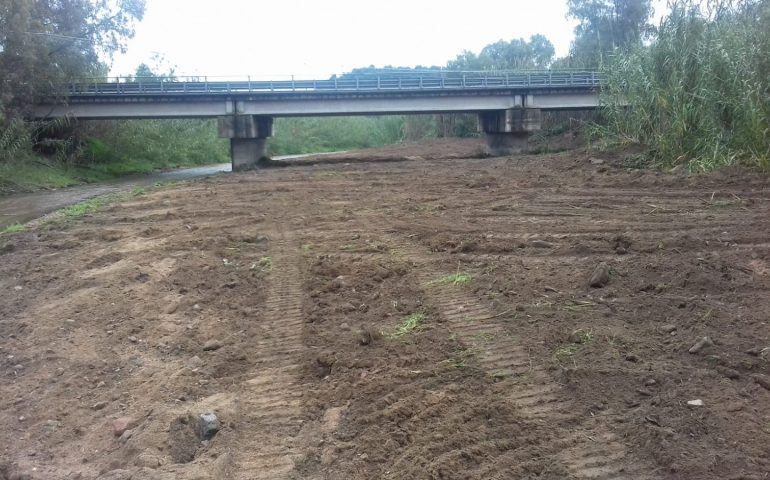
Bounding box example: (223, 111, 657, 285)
(1, 138, 769, 479)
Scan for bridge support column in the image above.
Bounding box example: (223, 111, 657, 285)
(479, 108, 541, 156)
(218, 115, 273, 171)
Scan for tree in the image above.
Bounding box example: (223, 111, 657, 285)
(447, 35, 556, 70)
(0, 0, 145, 121)
(567, 0, 654, 66)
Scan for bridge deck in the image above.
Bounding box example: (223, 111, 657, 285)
(35, 71, 604, 119)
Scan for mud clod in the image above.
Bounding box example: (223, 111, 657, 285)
(202, 339, 223, 351)
(660, 324, 678, 333)
(531, 240, 553, 249)
(589, 262, 611, 288)
(752, 374, 770, 391)
(169, 415, 199, 464)
(112, 417, 137, 437)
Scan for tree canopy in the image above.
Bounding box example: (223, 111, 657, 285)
(0, 0, 145, 122)
(448, 34, 556, 70)
(567, 0, 654, 66)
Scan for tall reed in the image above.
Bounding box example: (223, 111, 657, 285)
(601, 0, 770, 171)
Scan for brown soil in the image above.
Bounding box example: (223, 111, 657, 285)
(1, 138, 769, 479)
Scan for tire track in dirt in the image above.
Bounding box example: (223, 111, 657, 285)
(229, 228, 306, 479)
(391, 238, 658, 479)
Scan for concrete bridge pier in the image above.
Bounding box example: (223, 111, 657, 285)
(218, 115, 273, 171)
(479, 109, 542, 156)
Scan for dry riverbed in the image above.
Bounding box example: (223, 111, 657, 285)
(1, 139, 769, 479)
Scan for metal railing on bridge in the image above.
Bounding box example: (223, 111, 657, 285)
(65, 70, 604, 96)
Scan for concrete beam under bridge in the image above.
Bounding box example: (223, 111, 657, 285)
(218, 115, 273, 171)
(479, 109, 542, 156)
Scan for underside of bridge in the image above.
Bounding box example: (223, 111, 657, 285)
(215, 109, 544, 170)
(478, 108, 542, 156)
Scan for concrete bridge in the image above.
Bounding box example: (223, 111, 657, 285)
(34, 71, 603, 170)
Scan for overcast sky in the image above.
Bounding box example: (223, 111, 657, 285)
(110, 0, 667, 79)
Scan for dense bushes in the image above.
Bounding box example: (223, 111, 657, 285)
(79, 120, 228, 173)
(600, 0, 770, 171)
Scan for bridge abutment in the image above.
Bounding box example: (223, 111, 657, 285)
(479, 108, 542, 156)
(218, 115, 273, 171)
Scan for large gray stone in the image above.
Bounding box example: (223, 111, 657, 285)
(197, 412, 220, 440)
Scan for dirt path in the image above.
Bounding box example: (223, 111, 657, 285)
(1, 139, 769, 479)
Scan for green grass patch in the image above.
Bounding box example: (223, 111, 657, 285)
(60, 197, 109, 218)
(427, 272, 473, 286)
(554, 344, 581, 361)
(553, 329, 595, 364)
(1, 223, 25, 234)
(0, 159, 81, 194)
(386, 312, 427, 339)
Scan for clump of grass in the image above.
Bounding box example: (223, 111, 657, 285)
(1, 223, 24, 234)
(131, 186, 146, 196)
(554, 344, 581, 361)
(386, 312, 426, 339)
(251, 256, 273, 272)
(443, 347, 474, 369)
(427, 272, 472, 286)
(60, 197, 109, 218)
(563, 300, 596, 312)
(474, 332, 496, 345)
(553, 329, 595, 364)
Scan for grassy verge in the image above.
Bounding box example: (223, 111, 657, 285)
(0, 119, 229, 195)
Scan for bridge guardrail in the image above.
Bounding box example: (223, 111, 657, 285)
(64, 71, 604, 96)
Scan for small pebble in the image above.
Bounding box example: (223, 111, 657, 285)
(688, 336, 714, 354)
(531, 240, 554, 249)
(202, 340, 223, 351)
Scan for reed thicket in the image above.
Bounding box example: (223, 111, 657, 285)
(601, 0, 770, 171)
